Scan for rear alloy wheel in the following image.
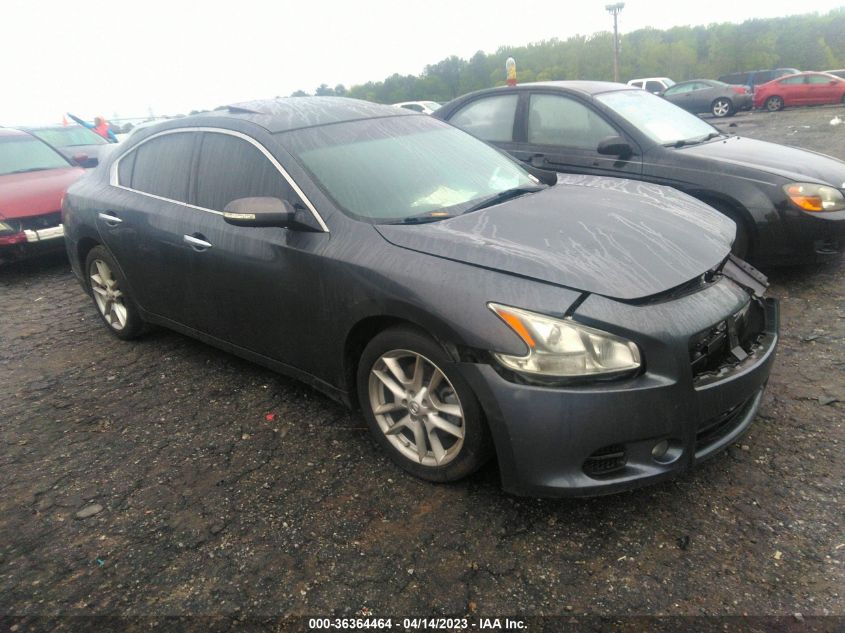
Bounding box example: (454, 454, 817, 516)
(85, 245, 144, 339)
(711, 97, 733, 118)
(765, 96, 784, 112)
(357, 326, 492, 482)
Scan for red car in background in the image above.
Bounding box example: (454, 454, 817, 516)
(754, 72, 845, 111)
(0, 129, 84, 263)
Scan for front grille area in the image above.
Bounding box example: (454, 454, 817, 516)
(695, 395, 754, 451)
(19, 211, 61, 232)
(689, 298, 765, 381)
(2, 211, 62, 235)
(583, 444, 627, 477)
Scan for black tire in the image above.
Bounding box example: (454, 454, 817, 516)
(85, 245, 145, 340)
(765, 96, 784, 112)
(711, 97, 733, 118)
(357, 325, 493, 482)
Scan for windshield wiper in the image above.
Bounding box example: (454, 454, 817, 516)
(462, 186, 545, 215)
(389, 212, 455, 225)
(664, 131, 723, 148)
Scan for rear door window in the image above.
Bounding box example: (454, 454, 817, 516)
(126, 133, 195, 202)
(194, 132, 296, 211)
(448, 94, 519, 142)
(644, 81, 664, 92)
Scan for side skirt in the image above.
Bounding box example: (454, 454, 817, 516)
(140, 310, 354, 408)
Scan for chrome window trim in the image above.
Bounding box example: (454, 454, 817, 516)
(108, 126, 329, 232)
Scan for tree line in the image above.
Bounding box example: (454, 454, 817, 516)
(290, 9, 845, 104)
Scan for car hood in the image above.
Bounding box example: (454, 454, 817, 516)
(678, 136, 845, 186)
(0, 167, 84, 220)
(376, 176, 735, 301)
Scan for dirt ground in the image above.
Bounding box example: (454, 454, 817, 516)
(1, 106, 844, 631)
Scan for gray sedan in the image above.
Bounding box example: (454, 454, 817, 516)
(661, 79, 752, 117)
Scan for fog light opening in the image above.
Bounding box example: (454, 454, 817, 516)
(651, 439, 682, 464)
(652, 440, 669, 459)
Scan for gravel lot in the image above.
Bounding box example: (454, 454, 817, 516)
(1, 106, 844, 631)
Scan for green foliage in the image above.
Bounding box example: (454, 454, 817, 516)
(292, 9, 845, 103)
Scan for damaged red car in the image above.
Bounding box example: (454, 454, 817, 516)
(0, 128, 83, 263)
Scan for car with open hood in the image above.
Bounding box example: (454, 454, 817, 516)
(63, 97, 778, 496)
(0, 128, 84, 263)
(434, 81, 845, 265)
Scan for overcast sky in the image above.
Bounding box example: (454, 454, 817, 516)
(3, 0, 843, 125)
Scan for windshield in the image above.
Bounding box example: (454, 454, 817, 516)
(30, 125, 108, 147)
(0, 135, 70, 175)
(596, 89, 717, 145)
(282, 116, 538, 223)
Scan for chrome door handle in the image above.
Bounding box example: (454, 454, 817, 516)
(183, 234, 213, 250)
(98, 212, 123, 226)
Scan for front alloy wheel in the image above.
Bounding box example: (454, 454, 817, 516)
(711, 98, 733, 118)
(369, 350, 465, 467)
(765, 96, 784, 112)
(357, 326, 492, 482)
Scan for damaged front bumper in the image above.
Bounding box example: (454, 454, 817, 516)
(0, 216, 66, 262)
(456, 256, 779, 497)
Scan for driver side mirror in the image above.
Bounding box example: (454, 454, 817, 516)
(72, 152, 97, 168)
(223, 197, 295, 228)
(596, 136, 633, 157)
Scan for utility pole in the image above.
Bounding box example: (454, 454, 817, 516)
(605, 2, 625, 82)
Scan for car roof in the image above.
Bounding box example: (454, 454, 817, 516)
(20, 125, 79, 131)
(628, 77, 672, 82)
(0, 128, 32, 138)
(181, 96, 414, 134)
(777, 71, 830, 80)
(461, 81, 636, 97)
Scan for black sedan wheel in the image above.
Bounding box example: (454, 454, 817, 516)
(85, 245, 144, 339)
(711, 98, 733, 118)
(765, 96, 784, 112)
(357, 326, 492, 482)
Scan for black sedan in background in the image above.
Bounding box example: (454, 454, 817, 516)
(64, 97, 777, 497)
(434, 81, 845, 265)
(660, 79, 752, 117)
(24, 125, 110, 168)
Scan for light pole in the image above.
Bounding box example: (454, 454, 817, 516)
(605, 2, 625, 82)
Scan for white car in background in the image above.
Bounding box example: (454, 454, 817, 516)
(627, 77, 675, 94)
(392, 101, 441, 114)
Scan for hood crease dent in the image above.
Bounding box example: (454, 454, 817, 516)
(376, 176, 735, 301)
